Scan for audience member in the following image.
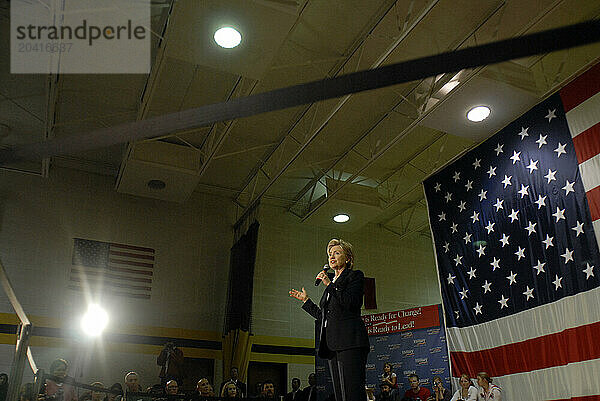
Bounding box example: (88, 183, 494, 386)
(376, 383, 397, 401)
(157, 342, 184, 387)
(0, 373, 8, 401)
(221, 381, 240, 398)
(301, 373, 317, 401)
(476, 373, 501, 401)
(148, 384, 164, 398)
(91, 382, 107, 401)
(381, 363, 397, 390)
(260, 380, 276, 400)
(193, 378, 215, 399)
(124, 372, 143, 393)
(123, 372, 144, 401)
(107, 383, 123, 401)
(42, 358, 78, 401)
(284, 378, 301, 401)
(221, 367, 246, 398)
(429, 377, 450, 401)
(403, 374, 430, 401)
(165, 380, 179, 396)
(450, 374, 476, 401)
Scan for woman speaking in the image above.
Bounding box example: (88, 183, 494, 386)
(289, 239, 370, 401)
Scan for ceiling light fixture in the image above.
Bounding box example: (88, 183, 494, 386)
(467, 106, 491, 122)
(147, 179, 166, 190)
(333, 214, 350, 223)
(214, 27, 242, 48)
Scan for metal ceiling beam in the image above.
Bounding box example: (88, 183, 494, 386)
(297, 1, 511, 221)
(286, 78, 448, 216)
(234, 1, 400, 204)
(0, 92, 44, 124)
(196, 77, 259, 175)
(137, 0, 177, 121)
(299, 65, 485, 222)
(2, 20, 599, 165)
(212, 142, 279, 161)
(115, 0, 176, 181)
(380, 220, 430, 241)
(234, 0, 441, 222)
(377, 133, 447, 204)
(42, 73, 62, 177)
(250, 0, 503, 219)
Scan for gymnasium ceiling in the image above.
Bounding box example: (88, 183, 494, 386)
(0, 0, 599, 237)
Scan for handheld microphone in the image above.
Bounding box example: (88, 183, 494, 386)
(315, 264, 330, 286)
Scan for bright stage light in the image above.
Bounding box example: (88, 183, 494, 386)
(81, 304, 109, 337)
(214, 27, 242, 48)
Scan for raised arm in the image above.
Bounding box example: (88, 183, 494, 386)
(290, 287, 321, 319)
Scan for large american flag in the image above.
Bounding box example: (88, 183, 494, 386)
(70, 238, 154, 300)
(424, 63, 600, 401)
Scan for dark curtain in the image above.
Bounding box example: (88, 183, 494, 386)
(222, 221, 259, 385)
(224, 221, 259, 333)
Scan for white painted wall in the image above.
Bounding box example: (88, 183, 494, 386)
(0, 167, 234, 387)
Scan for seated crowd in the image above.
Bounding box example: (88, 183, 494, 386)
(375, 372, 499, 401)
(10, 358, 316, 401)
(7, 353, 498, 401)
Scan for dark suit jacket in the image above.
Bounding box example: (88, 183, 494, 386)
(302, 268, 369, 359)
(284, 390, 302, 401)
(300, 386, 317, 401)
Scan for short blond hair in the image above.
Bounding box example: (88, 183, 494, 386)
(327, 238, 354, 269)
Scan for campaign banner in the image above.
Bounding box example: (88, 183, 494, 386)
(362, 305, 440, 335)
(364, 304, 450, 394)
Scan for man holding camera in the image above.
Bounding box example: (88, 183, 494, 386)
(157, 341, 184, 386)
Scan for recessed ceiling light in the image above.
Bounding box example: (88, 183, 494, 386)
(214, 27, 242, 48)
(467, 106, 491, 122)
(333, 214, 350, 223)
(147, 179, 166, 190)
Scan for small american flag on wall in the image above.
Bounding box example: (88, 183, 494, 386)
(70, 238, 154, 300)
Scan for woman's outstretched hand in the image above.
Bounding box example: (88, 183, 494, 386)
(289, 287, 308, 302)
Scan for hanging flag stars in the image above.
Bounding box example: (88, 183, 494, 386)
(536, 134, 548, 148)
(510, 151, 521, 164)
(423, 85, 600, 400)
(517, 127, 529, 140)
